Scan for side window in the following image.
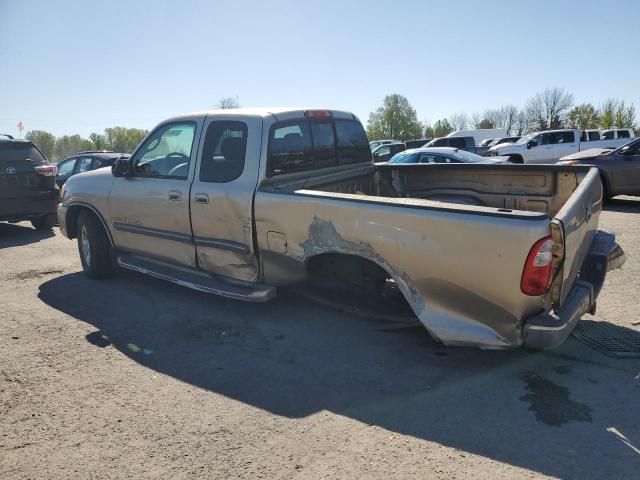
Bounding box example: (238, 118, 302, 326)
(132, 123, 196, 179)
(56, 158, 76, 178)
(432, 138, 448, 147)
(434, 155, 459, 163)
(310, 122, 337, 167)
(269, 121, 313, 175)
(418, 154, 436, 163)
(618, 130, 630, 139)
(76, 157, 94, 173)
(588, 131, 600, 141)
(449, 138, 466, 149)
(560, 131, 575, 143)
(602, 130, 614, 140)
(334, 119, 370, 164)
(374, 146, 391, 157)
(199, 121, 248, 183)
(539, 134, 551, 145)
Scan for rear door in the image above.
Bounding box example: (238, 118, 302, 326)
(612, 141, 640, 194)
(189, 116, 262, 282)
(0, 142, 52, 211)
(552, 131, 578, 161)
(108, 121, 200, 268)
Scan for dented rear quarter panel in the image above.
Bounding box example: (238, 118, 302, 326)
(254, 190, 552, 348)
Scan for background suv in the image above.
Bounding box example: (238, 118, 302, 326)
(56, 151, 129, 187)
(0, 134, 59, 230)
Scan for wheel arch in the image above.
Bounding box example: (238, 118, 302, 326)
(66, 203, 115, 247)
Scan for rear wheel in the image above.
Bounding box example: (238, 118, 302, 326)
(31, 213, 57, 230)
(76, 210, 113, 279)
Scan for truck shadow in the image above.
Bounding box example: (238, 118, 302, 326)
(604, 197, 640, 213)
(38, 271, 640, 479)
(0, 222, 55, 248)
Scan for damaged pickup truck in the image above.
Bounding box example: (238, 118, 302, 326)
(57, 108, 625, 350)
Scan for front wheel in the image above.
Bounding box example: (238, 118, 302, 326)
(76, 211, 114, 279)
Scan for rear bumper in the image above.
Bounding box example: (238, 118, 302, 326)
(523, 230, 625, 349)
(0, 191, 59, 222)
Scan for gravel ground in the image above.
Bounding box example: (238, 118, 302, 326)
(1, 198, 639, 479)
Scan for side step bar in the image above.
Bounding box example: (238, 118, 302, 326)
(117, 254, 276, 302)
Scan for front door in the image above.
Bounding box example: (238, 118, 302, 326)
(108, 121, 200, 268)
(552, 131, 578, 161)
(527, 133, 554, 163)
(613, 142, 640, 195)
(189, 116, 262, 282)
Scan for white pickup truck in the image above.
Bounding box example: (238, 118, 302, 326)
(489, 128, 635, 164)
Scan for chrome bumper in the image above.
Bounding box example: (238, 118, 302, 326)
(523, 230, 625, 349)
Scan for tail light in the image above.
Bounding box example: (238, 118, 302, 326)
(304, 110, 332, 119)
(34, 164, 58, 176)
(521, 236, 553, 296)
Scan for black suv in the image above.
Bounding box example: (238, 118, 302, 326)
(56, 151, 129, 187)
(0, 134, 59, 230)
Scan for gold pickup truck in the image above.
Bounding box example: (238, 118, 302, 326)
(57, 108, 625, 350)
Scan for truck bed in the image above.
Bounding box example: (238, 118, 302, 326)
(256, 163, 602, 349)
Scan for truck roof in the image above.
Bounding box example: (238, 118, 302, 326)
(168, 107, 360, 122)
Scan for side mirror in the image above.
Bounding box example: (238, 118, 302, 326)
(526, 141, 534, 149)
(112, 157, 133, 177)
(620, 146, 633, 156)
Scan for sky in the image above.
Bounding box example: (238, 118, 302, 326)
(1, 0, 640, 138)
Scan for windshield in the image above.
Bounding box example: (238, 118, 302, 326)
(515, 134, 536, 145)
(610, 137, 640, 155)
(388, 151, 416, 163)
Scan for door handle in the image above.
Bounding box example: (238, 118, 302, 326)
(194, 193, 209, 204)
(168, 190, 182, 201)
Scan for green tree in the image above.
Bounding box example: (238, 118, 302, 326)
(568, 103, 600, 129)
(366, 94, 423, 141)
(89, 132, 108, 150)
(432, 119, 454, 137)
(423, 122, 435, 138)
(25, 130, 56, 159)
(104, 127, 148, 153)
(478, 119, 495, 129)
(53, 134, 88, 161)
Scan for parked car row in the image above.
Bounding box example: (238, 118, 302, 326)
(0, 135, 130, 231)
(488, 128, 635, 164)
(0, 134, 59, 229)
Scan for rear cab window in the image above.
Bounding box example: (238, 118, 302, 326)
(0, 142, 46, 166)
(268, 115, 370, 176)
(618, 129, 631, 139)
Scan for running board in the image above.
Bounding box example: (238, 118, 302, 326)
(117, 254, 276, 302)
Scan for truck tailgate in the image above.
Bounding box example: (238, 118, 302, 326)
(552, 168, 602, 306)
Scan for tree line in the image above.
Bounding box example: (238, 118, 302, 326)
(366, 88, 638, 141)
(25, 127, 149, 162)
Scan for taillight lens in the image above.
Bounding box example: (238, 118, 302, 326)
(521, 236, 553, 296)
(34, 164, 58, 176)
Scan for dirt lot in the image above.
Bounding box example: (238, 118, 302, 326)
(1, 199, 639, 479)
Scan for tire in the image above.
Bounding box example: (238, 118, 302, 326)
(508, 155, 523, 164)
(76, 210, 113, 279)
(31, 213, 57, 230)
